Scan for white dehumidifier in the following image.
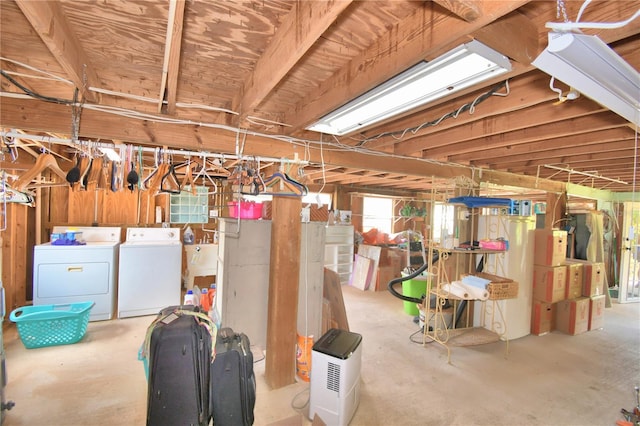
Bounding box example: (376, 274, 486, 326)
(308, 328, 362, 426)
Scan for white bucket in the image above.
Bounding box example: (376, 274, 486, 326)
(419, 307, 453, 330)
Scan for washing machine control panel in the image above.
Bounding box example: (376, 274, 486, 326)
(126, 227, 181, 243)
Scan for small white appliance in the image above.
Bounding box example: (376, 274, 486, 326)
(33, 226, 121, 321)
(309, 328, 362, 426)
(117, 227, 182, 318)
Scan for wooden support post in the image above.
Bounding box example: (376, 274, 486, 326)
(2, 204, 29, 312)
(265, 195, 302, 389)
(545, 192, 567, 230)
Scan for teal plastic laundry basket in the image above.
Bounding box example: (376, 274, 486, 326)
(10, 301, 94, 349)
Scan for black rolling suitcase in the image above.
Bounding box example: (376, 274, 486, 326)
(145, 307, 216, 426)
(211, 327, 256, 426)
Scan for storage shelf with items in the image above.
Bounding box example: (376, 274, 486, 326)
(169, 185, 209, 224)
(324, 225, 354, 285)
(422, 249, 515, 363)
(419, 194, 525, 362)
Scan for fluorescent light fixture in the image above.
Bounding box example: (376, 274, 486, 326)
(306, 40, 511, 136)
(98, 147, 122, 162)
(532, 32, 640, 126)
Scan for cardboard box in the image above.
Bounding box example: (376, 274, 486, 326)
(556, 297, 590, 335)
(566, 259, 604, 297)
(531, 301, 555, 336)
(533, 265, 567, 303)
(534, 229, 567, 267)
(379, 247, 403, 269)
(376, 265, 403, 291)
(589, 294, 606, 330)
(583, 262, 604, 297)
(565, 261, 583, 299)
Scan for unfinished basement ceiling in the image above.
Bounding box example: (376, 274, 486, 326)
(1, 0, 639, 195)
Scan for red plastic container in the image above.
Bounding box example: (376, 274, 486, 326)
(228, 201, 263, 219)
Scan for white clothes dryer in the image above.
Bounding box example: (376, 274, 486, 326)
(33, 226, 122, 321)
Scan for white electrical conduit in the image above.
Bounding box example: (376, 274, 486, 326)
(0, 130, 309, 166)
(0, 56, 73, 84)
(87, 87, 240, 116)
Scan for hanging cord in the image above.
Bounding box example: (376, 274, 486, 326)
(548, 0, 640, 31)
(0, 70, 73, 105)
(355, 80, 510, 146)
(71, 88, 82, 144)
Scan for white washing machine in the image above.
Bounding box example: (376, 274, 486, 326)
(117, 227, 182, 318)
(33, 226, 122, 321)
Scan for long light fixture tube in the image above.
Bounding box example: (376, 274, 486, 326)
(307, 40, 512, 136)
(532, 32, 640, 126)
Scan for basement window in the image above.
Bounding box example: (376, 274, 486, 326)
(362, 197, 393, 234)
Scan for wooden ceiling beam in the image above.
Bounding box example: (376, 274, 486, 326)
(422, 111, 630, 160)
(362, 72, 553, 151)
(491, 149, 638, 172)
(284, 0, 530, 132)
(158, 0, 186, 114)
(15, 0, 99, 103)
(472, 11, 538, 65)
(0, 97, 475, 183)
(474, 139, 635, 167)
(396, 96, 609, 156)
(507, 157, 640, 174)
(450, 128, 634, 164)
(433, 0, 481, 22)
(480, 169, 565, 193)
(233, 0, 353, 120)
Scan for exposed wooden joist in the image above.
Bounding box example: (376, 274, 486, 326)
(480, 169, 565, 194)
(450, 128, 633, 164)
(362, 72, 554, 151)
(158, 0, 186, 114)
(0, 96, 469, 180)
(476, 139, 635, 167)
(433, 0, 481, 22)
(234, 0, 353, 119)
(424, 112, 630, 160)
(285, 0, 530, 132)
(15, 0, 99, 102)
(396, 96, 609, 156)
(491, 150, 638, 173)
(472, 11, 538, 65)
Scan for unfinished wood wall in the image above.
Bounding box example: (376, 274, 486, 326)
(1, 187, 165, 313)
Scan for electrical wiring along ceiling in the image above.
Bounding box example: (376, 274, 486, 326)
(0, 0, 638, 195)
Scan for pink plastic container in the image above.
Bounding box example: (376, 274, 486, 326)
(228, 201, 263, 219)
(479, 239, 506, 250)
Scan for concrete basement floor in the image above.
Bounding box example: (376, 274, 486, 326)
(2, 285, 639, 426)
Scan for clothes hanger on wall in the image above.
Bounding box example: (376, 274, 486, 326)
(160, 162, 181, 194)
(179, 158, 197, 195)
(13, 152, 67, 191)
(263, 171, 308, 197)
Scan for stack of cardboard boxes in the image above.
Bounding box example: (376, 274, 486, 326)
(531, 229, 606, 336)
(564, 259, 606, 333)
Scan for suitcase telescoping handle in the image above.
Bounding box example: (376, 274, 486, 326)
(142, 308, 218, 362)
(217, 328, 248, 357)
